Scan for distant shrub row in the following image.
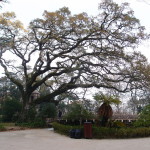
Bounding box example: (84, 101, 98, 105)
(52, 122, 83, 135)
(16, 118, 46, 128)
(52, 122, 150, 139)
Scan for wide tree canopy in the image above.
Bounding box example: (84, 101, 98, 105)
(0, 0, 149, 114)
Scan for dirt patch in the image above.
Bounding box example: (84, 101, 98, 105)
(5, 126, 28, 131)
(0, 126, 29, 132)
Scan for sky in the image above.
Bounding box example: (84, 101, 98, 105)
(1, 0, 150, 61)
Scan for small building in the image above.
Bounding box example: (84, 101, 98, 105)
(112, 113, 138, 125)
(30, 90, 40, 102)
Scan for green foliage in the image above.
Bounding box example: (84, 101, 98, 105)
(16, 118, 46, 128)
(2, 98, 22, 122)
(0, 76, 21, 100)
(16, 106, 47, 128)
(0, 124, 6, 131)
(40, 103, 57, 118)
(25, 107, 37, 122)
(0, 122, 15, 126)
(111, 121, 126, 128)
(0, 116, 2, 122)
(26, 117, 46, 128)
(18, 103, 57, 123)
(92, 126, 116, 139)
(114, 127, 150, 138)
(133, 105, 150, 127)
(52, 122, 150, 139)
(93, 92, 121, 105)
(63, 102, 94, 121)
(52, 122, 83, 136)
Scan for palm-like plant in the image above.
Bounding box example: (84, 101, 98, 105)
(93, 92, 121, 126)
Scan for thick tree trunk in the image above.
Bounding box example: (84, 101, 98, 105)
(19, 94, 31, 122)
(98, 103, 113, 127)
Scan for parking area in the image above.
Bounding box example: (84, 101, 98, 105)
(0, 129, 150, 150)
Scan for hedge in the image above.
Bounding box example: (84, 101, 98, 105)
(0, 124, 6, 131)
(52, 122, 150, 139)
(52, 122, 83, 136)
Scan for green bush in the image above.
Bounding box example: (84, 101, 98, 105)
(1, 98, 22, 122)
(94, 127, 150, 138)
(16, 118, 46, 128)
(39, 103, 57, 118)
(52, 122, 150, 139)
(63, 103, 94, 122)
(25, 107, 37, 122)
(0, 124, 6, 131)
(52, 122, 83, 136)
(111, 121, 126, 128)
(133, 105, 150, 127)
(92, 126, 116, 138)
(0, 115, 2, 122)
(31, 118, 46, 128)
(115, 127, 150, 138)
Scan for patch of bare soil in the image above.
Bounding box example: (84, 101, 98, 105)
(4, 126, 29, 131)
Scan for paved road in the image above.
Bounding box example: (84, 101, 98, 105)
(0, 129, 150, 150)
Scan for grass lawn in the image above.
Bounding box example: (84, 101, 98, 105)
(0, 122, 27, 131)
(0, 123, 15, 127)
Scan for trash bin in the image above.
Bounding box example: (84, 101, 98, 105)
(69, 129, 82, 139)
(75, 129, 82, 139)
(84, 122, 92, 139)
(69, 129, 76, 138)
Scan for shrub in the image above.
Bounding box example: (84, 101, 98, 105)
(111, 121, 126, 128)
(25, 107, 37, 122)
(16, 117, 46, 128)
(92, 126, 116, 139)
(52, 122, 83, 136)
(0, 115, 2, 122)
(115, 127, 150, 138)
(0, 124, 6, 131)
(63, 103, 94, 123)
(1, 98, 22, 122)
(31, 118, 46, 128)
(133, 105, 150, 127)
(52, 122, 150, 139)
(39, 103, 57, 118)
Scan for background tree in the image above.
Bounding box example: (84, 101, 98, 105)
(127, 90, 150, 114)
(127, 62, 150, 114)
(63, 102, 94, 125)
(1, 97, 22, 122)
(0, 76, 21, 121)
(0, 0, 149, 120)
(39, 103, 57, 119)
(134, 105, 150, 127)
(56, 92, 79, 115)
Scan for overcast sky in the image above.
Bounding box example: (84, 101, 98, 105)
(1, 0, 150, 61)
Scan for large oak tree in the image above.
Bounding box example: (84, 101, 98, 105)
(0, 0, 149, 118)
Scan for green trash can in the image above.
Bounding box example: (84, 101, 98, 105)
(84, 122, 92, 139)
